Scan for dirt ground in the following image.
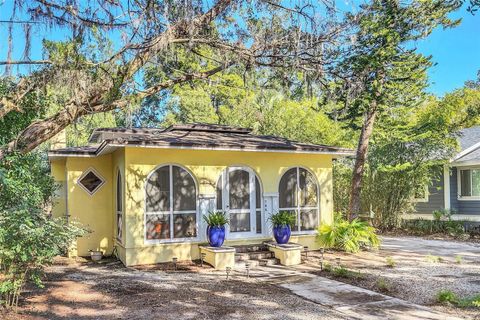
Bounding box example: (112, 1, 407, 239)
(1, 258, 347, 320)
(304, 236, 480, 320)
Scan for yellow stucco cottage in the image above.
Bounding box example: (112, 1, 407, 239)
(48, 124, 353, 267)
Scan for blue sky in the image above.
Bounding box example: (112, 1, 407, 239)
(417, 8, 480, 96)
(0, 1, 479, 97)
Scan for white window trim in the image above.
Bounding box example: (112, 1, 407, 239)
(77, 167, 106, 196)
(412, 185, 429, 203)
(278, 166, 320, 234)
(457, 166, 480, 201)
(144, 164, 199, 244)
(116, 169, 123, 243)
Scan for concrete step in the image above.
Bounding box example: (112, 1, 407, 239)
(235, 251, 274, 262)
(232, 244, 268, 253)
(258, 258, 279, 266)
(234, 259, 260, 269)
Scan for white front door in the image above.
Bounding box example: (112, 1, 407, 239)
(221, 167, 261, 239)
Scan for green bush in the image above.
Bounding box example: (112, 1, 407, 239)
(403, 210, 465, 237)
(458, 294, 480, 308)
(202, 211, 229, 227)
(0, 208, 86, 309)
(317, 215, 380, 253)
(269, 211, 296, 227)
(0, 151, 86, 309)
(437, 290, 458, 305)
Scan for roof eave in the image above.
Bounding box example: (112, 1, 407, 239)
(48, 141, 354, 158)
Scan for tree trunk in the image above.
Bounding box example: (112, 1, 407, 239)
(348, 101, 377, 220)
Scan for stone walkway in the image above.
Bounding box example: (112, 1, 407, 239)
(230, 264, 465, 320)
(277, 273, 463, 320)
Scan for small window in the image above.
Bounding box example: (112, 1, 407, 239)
(78, 168, 105, 195)
(459, 168, 480, 198)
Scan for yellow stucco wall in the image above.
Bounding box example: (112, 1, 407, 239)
(65, 155, 114, 257)
(52, 146, 335, 266)
(122, 147, 334, 266)
(50, 159, 67, 219)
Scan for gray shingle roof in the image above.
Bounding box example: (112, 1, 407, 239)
(457, 126, 480, 151)
(49, 123, 354, 157)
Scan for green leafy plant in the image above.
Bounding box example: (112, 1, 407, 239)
(426, 254, 443, 263)
(458, 294, 480, 308)
(269, 211, 296, 227)
(317, 215, 380, 253)
(437, 290, 458, 305)
(455, 255, 463, 264)
(436, 290, 480, 309)
(332, 266, 364, 279)
(385, 256, 396, 268)
(202, 211, 229, 227)
(376, 278, 390, 292)
(0, 208, 86, 309)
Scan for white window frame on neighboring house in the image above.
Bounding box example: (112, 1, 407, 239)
(457, 166, 480, 201)
(412, 184, 429, 203)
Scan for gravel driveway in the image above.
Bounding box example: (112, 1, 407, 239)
(304, 236, 480, 319)
(4, 259, 349, 320)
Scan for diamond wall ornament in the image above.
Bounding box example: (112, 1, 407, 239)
(78, 168, 105, 195)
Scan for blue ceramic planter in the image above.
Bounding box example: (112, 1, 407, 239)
(206, 225, 226, 247)
(273, 225, 291, 244)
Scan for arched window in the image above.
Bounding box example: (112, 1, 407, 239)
(278, 167, 318, 232)
(216, 167, 262, 236)
(116, 169, 123, 242)
(145, 165, 197, 241)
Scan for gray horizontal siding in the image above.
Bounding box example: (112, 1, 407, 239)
(450, 167, 480, 215)
(415, 167, 444, 214)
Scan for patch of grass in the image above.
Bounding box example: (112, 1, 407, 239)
(332, 266, 364, 279)
(455, 255, 463, 264)
(437, 290, 480, 309)
(425, 254, 443, 263)
(385, 256, 396, 268)
(437, 290, 458, 305)
(323, 262, 332, 272)
(458, 294, 480, 308)
(376, 278, 390, 292)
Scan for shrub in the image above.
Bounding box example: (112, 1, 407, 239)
(317, 216, 380, 253)
(0, 208, 86, 309)
(331, 266, 363, 279)
(385, 256, 396, 268)
(403, 210, 466, 237)
(455, 255, 463, 264)
(376, 278, 390, 292)
(269, 211, 296, 227)
(0, 152, 86, 310)
(425, 254, 443, 263)
(437, 290, 458, 305)
(202, 211, 229, 227)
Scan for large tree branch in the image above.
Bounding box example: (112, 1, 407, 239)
(0, 62, 233, 159)
(0, 0, 234, 122)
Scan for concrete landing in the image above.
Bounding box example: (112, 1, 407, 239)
(280, 275, 464, 320)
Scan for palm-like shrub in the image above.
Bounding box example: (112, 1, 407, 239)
(317, 215, 380, 253)
(202, 211, 229, 227)
(269, 211, 296, 227)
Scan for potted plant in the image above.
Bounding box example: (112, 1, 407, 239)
(203, 211, 229, 247)
(269, 211, 296, 244)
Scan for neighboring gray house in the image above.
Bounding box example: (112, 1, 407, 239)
(411, 126, 480, 222)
